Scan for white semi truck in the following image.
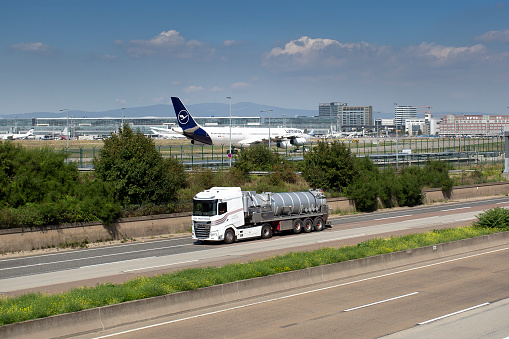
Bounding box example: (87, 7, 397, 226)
(192, 187, 329, 244)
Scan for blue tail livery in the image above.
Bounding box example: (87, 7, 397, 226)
(171, 97, 212, 145)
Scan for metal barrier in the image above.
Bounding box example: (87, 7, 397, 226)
(66, 136, 504, 171)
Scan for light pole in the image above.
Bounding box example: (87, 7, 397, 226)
(394, 103, 399, 169)
(227, 97, 232, 167)
(260, 109, 273, 149)
(121, 107, 125, 131)
(60, 109, 69, 163)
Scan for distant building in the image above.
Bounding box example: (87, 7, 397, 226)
(319, 102, 372, 131)
(404, 118, 426, 136)
(439, 115, 509, 136)
(394, 106, 417, 129)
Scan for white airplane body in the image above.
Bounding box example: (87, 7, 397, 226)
(150, 127, 186, 139)
(170, 97, 309, 149)
(1, 129, 34, 140)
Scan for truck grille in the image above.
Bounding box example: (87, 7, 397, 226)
(194, 223, 211, 239)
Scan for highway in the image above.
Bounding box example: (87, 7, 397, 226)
(1, 196, 509, 297)
(75, 238, 509, 338)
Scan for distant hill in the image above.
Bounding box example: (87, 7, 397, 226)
(0, 102, 319, 119)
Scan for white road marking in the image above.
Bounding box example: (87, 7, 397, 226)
(316, 234, 367, 243)
(441, 207, 470, 211)
(79, 257, 156, 269)
(123, 260, 200, 272)
(343, 292, 419, 312)
(0, 237, 190, 263)
(418, 302, 490, 325)
(0, 244, 192, 271)
(92, 246, 509, 338)
(372, 215, 412, 221)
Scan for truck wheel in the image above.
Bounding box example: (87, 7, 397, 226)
(302, 218, 313, 233)
(224, 228, 236, 244)
(292, 219, 303, 234)
(313, 217, 324, 232)
(261, 223, 272, 239)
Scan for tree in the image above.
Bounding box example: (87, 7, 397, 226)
(302, 141, 357, 192)
(93, 124, 187, 205)
(233, 145, 282, 173)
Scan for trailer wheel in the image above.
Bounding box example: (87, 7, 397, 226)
(261, 223, 272, 239)
(313, 217, 324, 232)
(302, 218, 313, 233)
(224, 228, 236, 244)
(292, 219, 303, 234)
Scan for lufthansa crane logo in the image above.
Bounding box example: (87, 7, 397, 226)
(178, 110, 190, 125)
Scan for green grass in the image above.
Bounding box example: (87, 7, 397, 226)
(0, 225, 503, 326)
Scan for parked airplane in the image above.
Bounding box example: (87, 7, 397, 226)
(59, 127, 69, 140)
(0, 129, 34, 140)
(170, 97, 309, 149)
(150, 126, 186, 139)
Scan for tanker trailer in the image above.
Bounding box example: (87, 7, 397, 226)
(192, 187, 329, 244)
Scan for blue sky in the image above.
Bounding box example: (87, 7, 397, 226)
(1, 0, 509, 116)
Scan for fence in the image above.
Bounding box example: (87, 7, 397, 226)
(63, 136, 504, 171)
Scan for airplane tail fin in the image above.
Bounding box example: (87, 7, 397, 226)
(171, 97, 199, 131)
(170, 97, 212, 145)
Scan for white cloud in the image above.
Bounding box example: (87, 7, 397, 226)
(115, 99, 128, 105)
(231, 82, 251, 90)
(223, 40, 238, 46)
(474, 30, 509, 43)
(406, 42, 487, 64)
(101, 54, 117, 60)
(264, 36, 387, 72)
(11, 42, 56, 56)
(263, 35, 508, 85)
(121, 30, 215, 59)
(183, 85, 205, 94)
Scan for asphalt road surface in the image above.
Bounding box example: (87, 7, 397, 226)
(74, 240, 509, 338)
(1, 196, 509, 297)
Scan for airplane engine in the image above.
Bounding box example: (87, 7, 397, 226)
(290, 137, 307, 146)
(276, 141, 292, 148)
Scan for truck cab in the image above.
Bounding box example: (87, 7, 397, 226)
(192, 187, 245, 243)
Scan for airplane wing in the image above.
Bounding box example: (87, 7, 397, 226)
(238, 138, 265, 147)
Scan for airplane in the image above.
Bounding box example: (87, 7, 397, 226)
(1, 128, 34, 140)
(150, 126, 186, 139)
(170, 97, 309, 150)
(59, 127, 69, 140)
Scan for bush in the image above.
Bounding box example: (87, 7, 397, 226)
(377, 168, 401, 208)
(0, 142, 121, 227)
(398, 167, 424, 207)
(302, 141, 356, 192)
(422, 160, 454, 191)
(348, 173, 380, 212)
(94, 124, 187, 205)
(233, 145, 282, 173)
(474, 207, 509, 229)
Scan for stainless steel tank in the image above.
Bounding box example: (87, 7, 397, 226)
(245, 189, 326, 216)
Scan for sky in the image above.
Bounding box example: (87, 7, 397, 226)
(1, 0, 509, 116)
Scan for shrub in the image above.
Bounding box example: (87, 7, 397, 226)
(422, 160, 454, 191)
(233, 145, 282, 173)
(474, 207, 509, 229)
(93, 124, 187, 205)
(302, 141, 356, 192)
(398, 167, 424, 207)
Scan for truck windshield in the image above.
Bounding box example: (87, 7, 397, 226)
(193, 199, 217, 216)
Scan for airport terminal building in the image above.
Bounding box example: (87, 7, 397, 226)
(0, 115, 337, 140)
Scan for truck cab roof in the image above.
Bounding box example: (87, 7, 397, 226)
(193, 187, 242, 201)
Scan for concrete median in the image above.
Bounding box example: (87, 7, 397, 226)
(2, 231, 509, 338)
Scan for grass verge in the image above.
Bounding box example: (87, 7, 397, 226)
(0, 225, 503, 326)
